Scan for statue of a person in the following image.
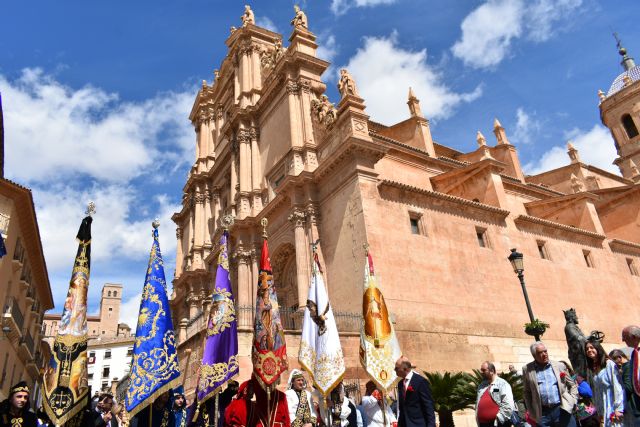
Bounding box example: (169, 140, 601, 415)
(290, 5, 308, 29)
(563, 308, 589, 378)
(241, 5, 255, 27)
(337, 69, 359, 98)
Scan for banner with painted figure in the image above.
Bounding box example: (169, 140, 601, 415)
(126, 222, 181, 417)
(299, 249, 345, 396)
(197, 229, 239, 403)
(359, 249, 402, 392)
(252, 221, 288, 390)
(43, 207, 93, 425)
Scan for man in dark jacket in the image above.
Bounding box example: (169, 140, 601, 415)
(395, 357, 435, 427)
(85, 392, 119, 427)
(0, 381, 38, 427)
(622, 326, 640, 425)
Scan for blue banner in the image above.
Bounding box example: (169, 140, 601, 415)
(126, 224, 181, 417)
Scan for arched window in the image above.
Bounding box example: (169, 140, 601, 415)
(108, 291, 112, 297)
(622, 114, 639, 138)
(113, 291, 117, 297)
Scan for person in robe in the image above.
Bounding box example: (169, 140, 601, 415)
(0, 382, 38, 427)
(129, 391, 175, 427)
(285, 370, 316, 427)
(173, 391, 188, 427)
(224, 377, 290, 427)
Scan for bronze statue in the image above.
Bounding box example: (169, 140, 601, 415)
(564, 308, 588, 377)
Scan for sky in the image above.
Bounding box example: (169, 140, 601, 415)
(1, 0, 638, 329)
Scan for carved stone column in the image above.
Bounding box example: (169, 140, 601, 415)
(175, 227, 184, 278)
(178, 318, 188, 343)
(299, 79, 314, 145)
(250, 128, 262, 214)
(204, 187, 212, 245)
(233, 248, 253, 310)
(230, 138, 238, 205)
(287, 81, 303, 147)
(289, 208, 310, 310)
(212, 187, 221, 230)
(238, 129, 252, 218)
(187, 288, 200, 319)
(250, 248, 259, 309)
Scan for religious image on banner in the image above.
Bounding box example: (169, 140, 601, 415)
(197, 222, 239, 404)
(126, 220, 181, 417)
(252, 218, 288, 389)
(299, 246, 345, 396)
(43, 203, 95, 425)
(359, 247, 402, 392)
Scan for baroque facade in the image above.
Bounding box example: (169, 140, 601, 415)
(170, 7, 640, 397)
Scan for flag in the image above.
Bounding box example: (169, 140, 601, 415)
(126, 223, 181, 417)
(359, 249, 402, 392)
(197, 230, 239, 403)
(299, 250, 345, 396)
(251, 232, 288, 389)
(43, 213, 92, 425)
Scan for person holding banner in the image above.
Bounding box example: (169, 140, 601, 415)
(361, 381, 396, 427)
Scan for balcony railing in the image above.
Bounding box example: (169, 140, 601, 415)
(183, 304, 362, 342)
(21, 330, 35, 357)
(4, 296, 25, 334)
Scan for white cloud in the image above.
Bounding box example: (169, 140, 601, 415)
(340, 32, 482, 124)
(256, 16, 278, 33)
(512, 107, 541, 145)
(524, 124, 618, 175)
(331, 0, 397, 16)
(317, 34, 339, 81)
(119, 293, 142, 331)
(1, 68, 194, 184)
(34, 184, 180, 272)
(451, 0, 582, 69)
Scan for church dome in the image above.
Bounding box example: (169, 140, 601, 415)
(607, 65, 640, 97)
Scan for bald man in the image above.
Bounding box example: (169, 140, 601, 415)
(394, 357, 435, 427)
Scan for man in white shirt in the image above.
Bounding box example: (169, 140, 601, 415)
(361, 381, 396, 427)
(475, 362, 514, 427)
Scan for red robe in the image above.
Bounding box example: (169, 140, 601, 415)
(224, 379, 290, 427)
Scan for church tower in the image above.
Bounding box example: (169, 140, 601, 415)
(600, 35, 640, 181)
(99, 283, 122, 336)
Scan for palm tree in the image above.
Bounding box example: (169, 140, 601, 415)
(423, 371, 475, 427)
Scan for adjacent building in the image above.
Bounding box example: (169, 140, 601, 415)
(170, 7, 640, 399)
(0, 98, 54, 401)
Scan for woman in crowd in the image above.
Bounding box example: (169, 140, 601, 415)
(585, 340, 625, 427)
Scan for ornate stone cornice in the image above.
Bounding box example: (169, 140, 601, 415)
(232, 248, 254, 263)
(306, 204, 320, 224)
(194, 191, 206, 204)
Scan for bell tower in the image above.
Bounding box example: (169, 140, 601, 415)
(599, 34, 640, 181)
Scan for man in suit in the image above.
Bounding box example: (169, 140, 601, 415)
(522, 342, 577, 427)
(86, 392, 119, 427)
(394, 356, 435, 427)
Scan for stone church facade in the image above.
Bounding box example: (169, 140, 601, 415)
(170, 7, 640, 397)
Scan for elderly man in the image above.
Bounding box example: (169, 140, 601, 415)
(475, 362, 514, 427)
(622, 325, 640, 427)
(0, 381, 38, 427)
(285, 370, 316, 427)
(522, 342, 577, 427)
(394, 356, 435, 427)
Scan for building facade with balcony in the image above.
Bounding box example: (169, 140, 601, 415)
(0, 177, 54, 401)
(170, 8, 640, 400)
(86, 336, 135, 397)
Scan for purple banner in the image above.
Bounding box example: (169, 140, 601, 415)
(197, 230, 239, 402)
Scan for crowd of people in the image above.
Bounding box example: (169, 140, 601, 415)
(5, 326, 640, 427)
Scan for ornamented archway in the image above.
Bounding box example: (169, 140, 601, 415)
(271, 243, 300, 329)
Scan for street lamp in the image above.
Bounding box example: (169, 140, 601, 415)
(507, 248, 540, 341)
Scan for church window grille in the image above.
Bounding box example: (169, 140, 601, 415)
(103, 366, 110, 378)
(105, 350, 111, 359)
(622, 114, 639, 138)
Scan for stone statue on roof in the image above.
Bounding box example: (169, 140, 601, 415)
(290, 5, 308, 29)
(338, 69, 359, 99)
(241, 5, 255, 27)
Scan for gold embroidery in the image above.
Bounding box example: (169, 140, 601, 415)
(199, 354, 240, 390)
(206, 288, 236, 336)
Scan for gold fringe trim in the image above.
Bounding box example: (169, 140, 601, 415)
(43, 393, 88, 426)
(299, 359, 344, 397)
(127, 375, 183, 419)
(198, 372, 239, 406)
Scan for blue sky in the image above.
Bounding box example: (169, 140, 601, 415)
(1, 0, 638, 328)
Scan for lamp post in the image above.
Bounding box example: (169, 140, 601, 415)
(507, 248, 541, 341)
